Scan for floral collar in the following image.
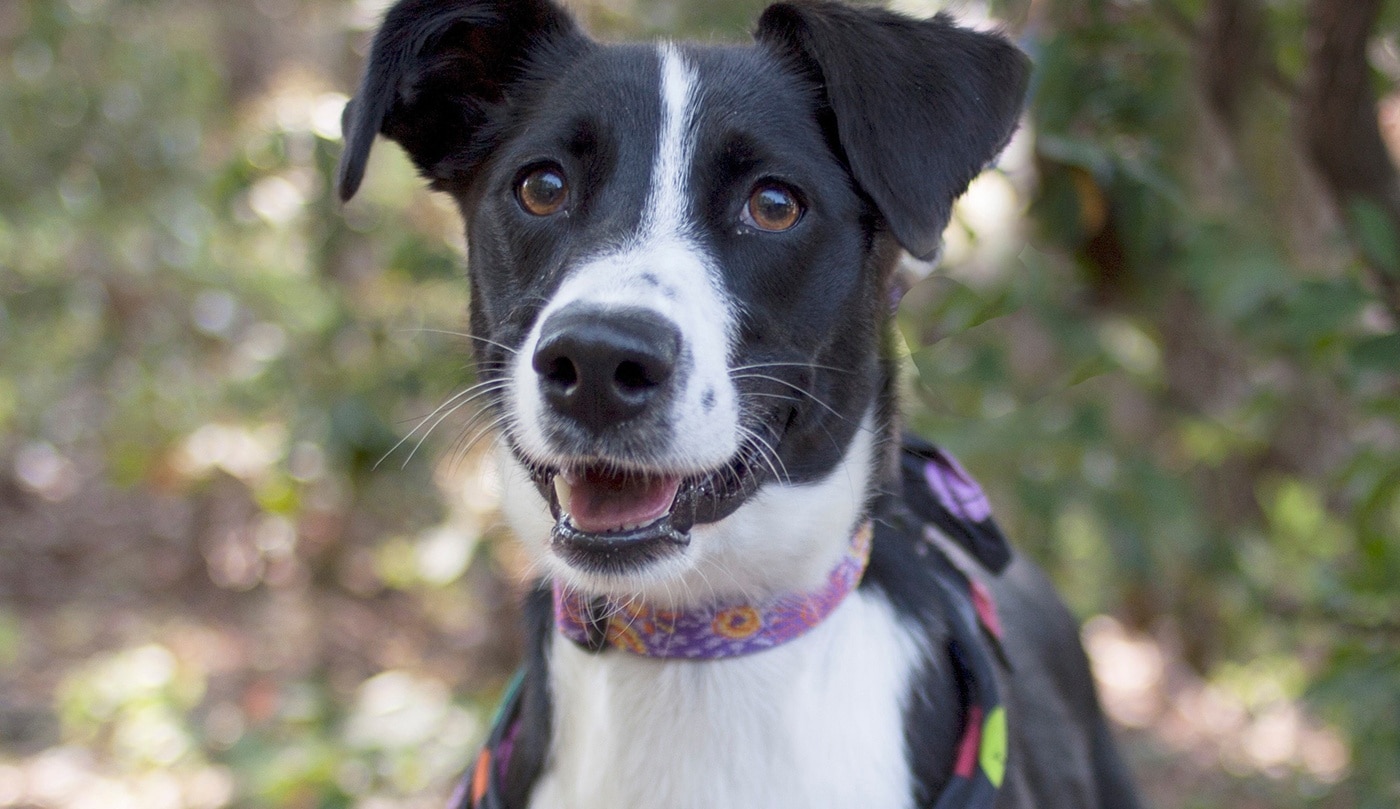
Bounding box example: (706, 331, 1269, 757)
(551, 521, 874, 659)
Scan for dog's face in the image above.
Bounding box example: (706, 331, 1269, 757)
(340, 0, 1028, 603)
(463, 43, 889, 599)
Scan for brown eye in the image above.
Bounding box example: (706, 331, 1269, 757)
(517, 165, 568, 216)
(743, 183, 803, 232)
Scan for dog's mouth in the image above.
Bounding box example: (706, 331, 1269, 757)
(554, 467, 684, 535)
(524, 442, 768, 575)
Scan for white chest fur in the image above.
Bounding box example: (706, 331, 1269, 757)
(526, 588, 925, 809)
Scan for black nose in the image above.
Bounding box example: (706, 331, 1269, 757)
(531, 306, 682, 432)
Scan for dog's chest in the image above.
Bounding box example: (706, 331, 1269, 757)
(527, 588, 924, 809)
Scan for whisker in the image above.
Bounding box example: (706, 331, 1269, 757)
(742, 391, 802, 406)
(391, 381, 501, 427)
(736, 423, 787, 484)
(396, 328, 520, 355)
(740, 390, 852, 458)
(730, 372, 872, 432)
(729, 361, 854, 375)
(401, 387, 505, 469)
(374, 380, 508, 470)
(445, 406, 508, 472)
(449, 413, 512, 472)
(750, 429, 789, 483)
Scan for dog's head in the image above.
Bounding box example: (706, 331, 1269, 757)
(340, 0, 1028, 603)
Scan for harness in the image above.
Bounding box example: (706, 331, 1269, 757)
(451, 438, 1013, 808)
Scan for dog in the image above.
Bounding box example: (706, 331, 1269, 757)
(338, 1, 1142, 807)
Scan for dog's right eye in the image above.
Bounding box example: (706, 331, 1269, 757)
(517, 165, 569, 216)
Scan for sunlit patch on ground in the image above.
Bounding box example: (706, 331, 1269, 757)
(0, 750, 233, 809)
(1084, 615, 1351, 802)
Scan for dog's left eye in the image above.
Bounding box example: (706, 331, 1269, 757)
(742, 182, 803, 232)
(517, 164, 569, 216)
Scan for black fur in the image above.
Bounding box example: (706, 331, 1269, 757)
(339, 0, 587, 200)
(340, 1, 1139, 806)
(865, 504, 964, 804)
(501, 586, 553, 808)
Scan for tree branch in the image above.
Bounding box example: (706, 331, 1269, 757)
(1201, 0, 1265, 130)
(1298, 0, 1400, 319)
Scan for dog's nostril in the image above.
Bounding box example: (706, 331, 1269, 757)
(546, 356, 579, 389)
(614, 360, 653, 391)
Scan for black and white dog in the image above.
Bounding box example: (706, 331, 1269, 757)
(339, 1, 1141, 806)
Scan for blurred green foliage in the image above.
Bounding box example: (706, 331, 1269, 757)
(0, 0, 1397, 807)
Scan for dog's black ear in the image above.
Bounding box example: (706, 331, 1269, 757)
(755, 1, 1030, 259)
(338, 0, 587, 202)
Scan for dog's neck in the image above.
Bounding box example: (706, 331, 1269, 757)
(550, 520, 873, 659)
(534, 558, 926, 809)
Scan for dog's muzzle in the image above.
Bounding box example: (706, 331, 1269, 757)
(524, 304, 706, 571)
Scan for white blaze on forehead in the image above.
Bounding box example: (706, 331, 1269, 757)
(506, 42, 742, 473)
(643, 42, 698, 242)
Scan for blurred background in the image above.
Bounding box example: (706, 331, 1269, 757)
(1, 0, 1398, 806)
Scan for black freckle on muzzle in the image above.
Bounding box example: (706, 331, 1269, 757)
(531, 304, 682, 435)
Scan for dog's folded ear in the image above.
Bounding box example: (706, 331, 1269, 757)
(337, 0, 587, 202)
(755, 1, 1030, 260)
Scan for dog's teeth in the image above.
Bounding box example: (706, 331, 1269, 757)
(553, 476, 572, 511)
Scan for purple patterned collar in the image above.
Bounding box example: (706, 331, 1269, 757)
(552, 521, 874, 659)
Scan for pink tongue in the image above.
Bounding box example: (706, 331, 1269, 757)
(565, 468, 681, 534)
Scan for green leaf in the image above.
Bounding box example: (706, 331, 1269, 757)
(1350, 332, 1400, 372)
(1282, 279, 1368, 344)
(1348, 200, 1400, 276)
